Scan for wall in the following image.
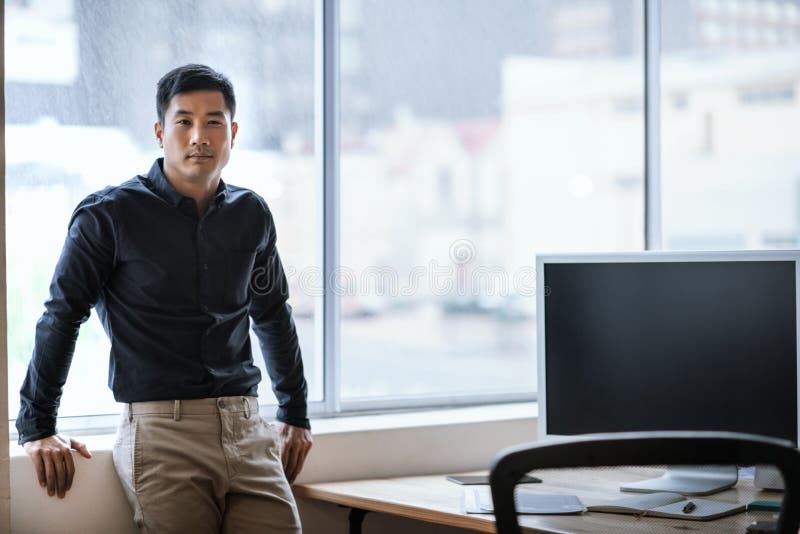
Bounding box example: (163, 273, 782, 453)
(10, 404, 536, 533)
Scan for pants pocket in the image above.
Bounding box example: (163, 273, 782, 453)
(112, 416, 145, 528)
(131, 417, 142, 493)
(259, 418, 282, 456)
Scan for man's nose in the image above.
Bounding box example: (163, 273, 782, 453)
(190, 126, 210, 144)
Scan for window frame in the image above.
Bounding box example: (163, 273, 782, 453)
(1, 4, 10, 527)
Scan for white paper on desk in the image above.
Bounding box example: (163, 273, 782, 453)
(463, 487, 586, 515)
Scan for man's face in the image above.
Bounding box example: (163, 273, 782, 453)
(154, 90, 238, 185)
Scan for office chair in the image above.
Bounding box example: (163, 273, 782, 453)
(489, 431, 800, 534)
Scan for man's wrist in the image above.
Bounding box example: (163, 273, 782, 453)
(276, 415, 311, 430)
(18, 430, 57, 446)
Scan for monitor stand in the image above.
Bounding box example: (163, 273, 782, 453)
(620, 465, 738, 496)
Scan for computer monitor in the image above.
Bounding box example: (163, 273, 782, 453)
(536, 251, 800, 494)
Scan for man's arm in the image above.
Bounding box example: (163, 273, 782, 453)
(17, 194, 116, 496)
(248, 205, 312, 482)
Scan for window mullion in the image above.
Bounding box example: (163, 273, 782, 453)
(316, 0, 342, 415)
(645, 0, 662, 250)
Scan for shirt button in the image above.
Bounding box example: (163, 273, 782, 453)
(218, 400, 225, 409)
(202, 263, 209, 270)
(201, 305, 209, 312)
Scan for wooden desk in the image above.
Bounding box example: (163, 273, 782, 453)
(293, 468, 781, 533)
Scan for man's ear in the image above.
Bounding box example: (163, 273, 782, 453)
(154, 122, 164, 148)
(231, 122, 238, 148)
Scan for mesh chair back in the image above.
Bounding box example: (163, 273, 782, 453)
(489, 431, 800, 534)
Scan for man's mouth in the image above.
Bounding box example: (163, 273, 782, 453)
(187, 154, 213, 159)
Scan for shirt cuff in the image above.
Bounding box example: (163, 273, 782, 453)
(17, 429, 57, 446)
(276, 414, 311, 430)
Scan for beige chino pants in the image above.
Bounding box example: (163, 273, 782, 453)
(112, 396, 301, 534)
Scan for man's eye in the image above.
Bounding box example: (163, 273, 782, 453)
(176, 119, 190, 125)
(209, 120, 222, 125)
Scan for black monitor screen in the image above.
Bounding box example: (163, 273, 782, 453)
(544, 260, 798, 444)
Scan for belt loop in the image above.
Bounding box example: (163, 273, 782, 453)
(128, 403, 133, 422)
(174, 400, 181, 421)
(243, 397, 251, 419)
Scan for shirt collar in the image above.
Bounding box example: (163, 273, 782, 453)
(144, 158, 229, 208)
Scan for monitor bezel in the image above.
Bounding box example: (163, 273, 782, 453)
(536, 250, 800, 445)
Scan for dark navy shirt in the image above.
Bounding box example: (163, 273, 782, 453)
(17, 159, 309, 444)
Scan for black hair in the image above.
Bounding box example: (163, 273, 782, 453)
(156, 64, 236, 124)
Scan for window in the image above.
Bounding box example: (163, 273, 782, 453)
(338, 0, 643, 404)
(660, 0, 800, 251)
(7, 0, 799, 436)
(6, 0, 319, 432)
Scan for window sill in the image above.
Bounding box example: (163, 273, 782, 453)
(11, 401, 538, 472)
(10, 402, 537, 534)
(310, 401, 537, 434)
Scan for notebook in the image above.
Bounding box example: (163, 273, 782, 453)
(587, 492, 745, 521)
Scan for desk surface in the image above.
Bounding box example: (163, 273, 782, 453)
(293, 468, 780, 533)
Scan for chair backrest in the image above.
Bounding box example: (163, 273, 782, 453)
(489, 431, 800, 534)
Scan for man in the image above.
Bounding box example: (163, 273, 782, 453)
(17, 64, 312, 533)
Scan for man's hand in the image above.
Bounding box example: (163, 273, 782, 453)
(23, 435, 92, 498)
(273, 422, 312, 484)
